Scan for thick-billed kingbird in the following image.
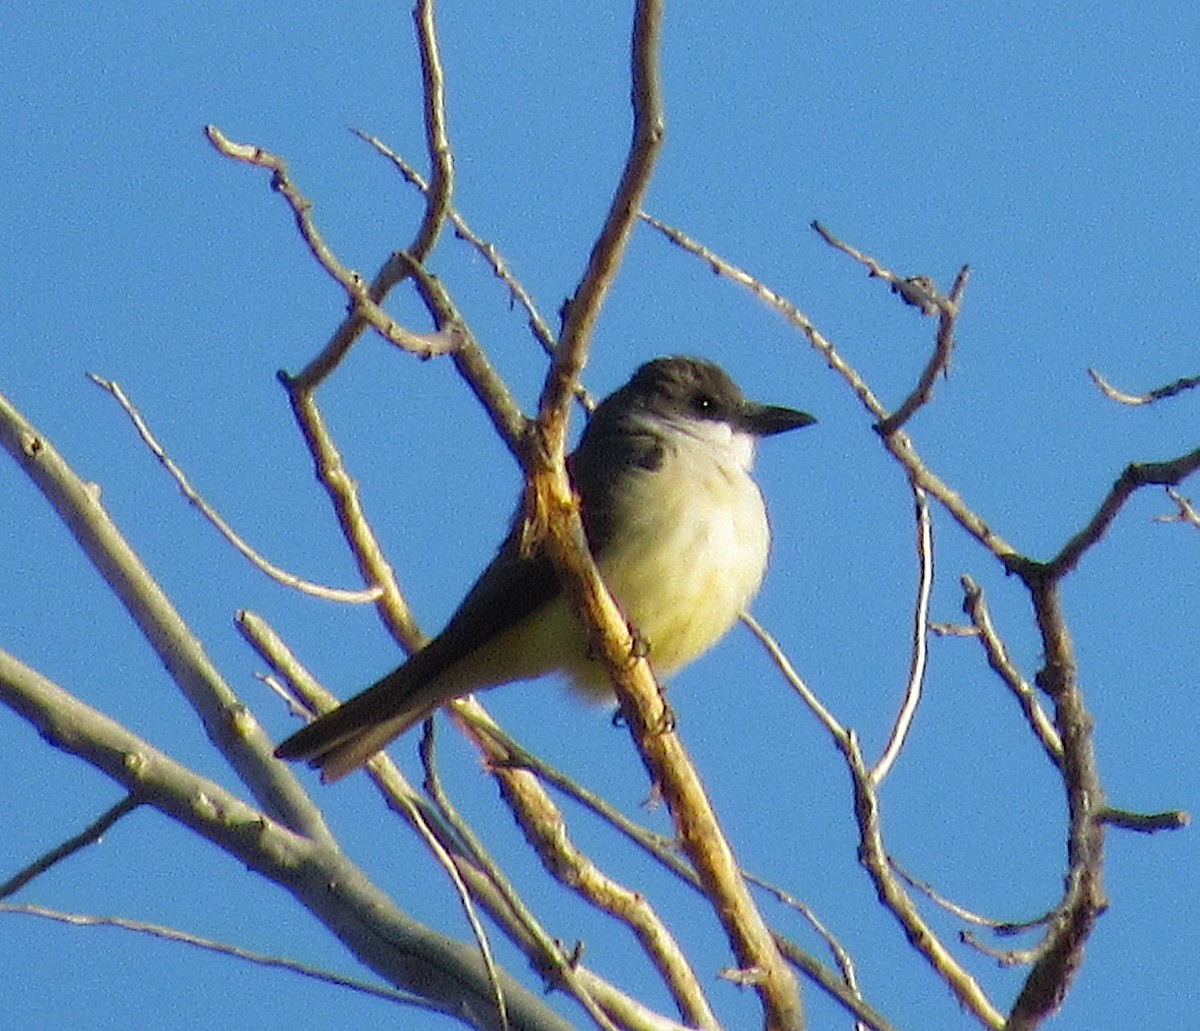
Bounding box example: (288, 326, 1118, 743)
(275, 356, 815, 781)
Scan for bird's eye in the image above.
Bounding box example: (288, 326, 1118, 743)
(690, 392, 715, 414)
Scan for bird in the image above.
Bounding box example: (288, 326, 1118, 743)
(275, 355, 815, 781)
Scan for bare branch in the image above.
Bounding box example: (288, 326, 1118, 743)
(207, 1, 456, 393)
(741, 612, 846, 743)
(848, 734, 1006, 1028)
(204, 126, 457, 363)
(1095, 807, 1189, 833)
(1045, 446, 1200, 578)
(408, 0, 453, 262)
(871, 485, 934, 784)
(430, 726, 717, 1031)
(811, 222, 956, 318)
(1004, 578, 1107, 1031)
(1087, 367, 1200, 406)
(500, 7, 805, 1028)
(1154, 486, 1200, 529)
(276, 383, 426, 652)
(642, 214, 1020, 565)
(0, 385, 321, 838)
(890, 857, 1054, 937)
(0, 648, 569, 1030)
(397, 252, 528, 459)
(0, 795, 141, 900)
(642, 213, 889, 421)
(0, 902, 446, 1013)
(416, 721, 622, 1031)
(876, 267, 970, 436)
(453, 708, 690, 880)
(88, 375, 381, 604)
(352, 130, 565, 369)
(539, 0, 666, 435)
(959, 577, 1063, 769)
(741, 616, 1003, 1027)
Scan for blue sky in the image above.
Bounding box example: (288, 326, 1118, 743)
(2, 3, 1197, 1029)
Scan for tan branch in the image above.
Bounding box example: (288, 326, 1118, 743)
(1155, 486, 1200, 529)
(531, 451, 804, 1030)
(0, 648, 569, 1030)
(1087, 368, 1200, 406)
(88, 374, 381, 604)
(745, 603, 1002, 1025)
(1004, 578, 1106, 1030)
(811, 221, 955, 318)
(277, 384, 425, 651)
(1095, 807, 1189, 833)
(870, 485, 934, 784)
(407, 0, 453, 262)
(641, 214, 1019, 565)
(846, 734, 1006, 1029)
(205, 125, 456, 364)
(450, 722, 718, 1030)
(540, 0, 665, 432)
(740, 613, 846, 743)
(959, 577, 1063, 769)
(352, 129, 565, 371)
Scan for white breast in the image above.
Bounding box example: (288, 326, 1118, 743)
(569, 420, 771, 697)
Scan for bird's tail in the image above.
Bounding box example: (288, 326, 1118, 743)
(273, 666, 441, 783)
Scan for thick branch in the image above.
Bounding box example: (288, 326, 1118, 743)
(0, 647, 569, 1031)
(0, 385, 323, 840)
(539, 0, 665, 439)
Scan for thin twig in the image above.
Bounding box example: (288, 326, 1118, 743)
(0, 902, 449, 1013)
(871, 485, 933, 784)
(811, 221, 955, 318)
(89, 375, 381, 604)
(741, 612, 1002, 1026)
(430, 723, 718, 1031)
(278, 384, 424, 652)
(407, 0, 453, 263)
(746, 874, 862, 996)
(204, 126, 457, 362)
(418, 717, 622, 1031)
(247, 618, 613, 1031)
(1004, 577, 1107, 1030)
(642, 212, 1020, 565)
(0, 795, 141, 899)
(741, 612, 847, 743)
(642, 212, 888, 420)
(847, 734, 1006, 1029)
(453, 708, 690, 878)
(0, 386, 322, 839)
(1087, 368, 1200, 406)
(541, 0, 666, 426)
(876, 267, 971, 436)
(395, 730, 512, 1031)
(1154, 486, 1200, 529)
(889, 856, 1053, 935)
(351, 129, 565, 371)
(208, 0, 455, 392)
(0, 645, 568, 1030)
(959, 577, 1063, 769)
(1043, 446, 1200, 578)
(1095, 807, 1189, 833)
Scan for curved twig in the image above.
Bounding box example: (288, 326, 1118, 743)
(89, 375, 382, 604)
(870, 485, 934, 784)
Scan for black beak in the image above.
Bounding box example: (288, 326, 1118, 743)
(740, 402, 817, 437)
